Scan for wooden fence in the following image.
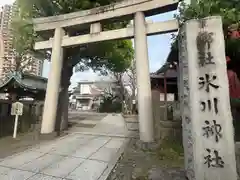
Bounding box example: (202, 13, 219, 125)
(0, 100, 43, 138)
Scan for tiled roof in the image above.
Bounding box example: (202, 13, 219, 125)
(151, 68, 178, 79)
(0, 72, 47, 91)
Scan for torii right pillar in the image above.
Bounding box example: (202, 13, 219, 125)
(179, 16, 237, 180)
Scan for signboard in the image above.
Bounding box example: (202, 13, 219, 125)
(11, 101, 24, 138)
(160, 93, 175, 102)
(11, 102, 23, 116)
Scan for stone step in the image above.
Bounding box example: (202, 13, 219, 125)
(123, 115, 139, 132)
(126, 122, 139, 131)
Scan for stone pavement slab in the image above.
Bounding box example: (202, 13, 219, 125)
(42, 156, 85, 177)
(80, 120, 99, 125)
(66, 159, 108, 180)
(0, 133, 128, 180)
(0, 166, 12, 174)
(70, 137, 111, 158)
(0, 169, 35, 180)
(47, 135, 95, 156)
(0, 151, 44, 168)
(69, 114, 138, 138)
(19, 154, 63, 173)
(27, 173, 63, 180)
(90, 146, 119, 162)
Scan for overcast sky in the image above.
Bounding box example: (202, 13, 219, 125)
(1, 0, 176, 89)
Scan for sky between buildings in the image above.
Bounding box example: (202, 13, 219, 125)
(1, 0, 176, 89)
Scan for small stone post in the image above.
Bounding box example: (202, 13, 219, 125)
(152, 90, 161, 141)
(179, 16, 237, 180)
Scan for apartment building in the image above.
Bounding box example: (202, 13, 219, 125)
(0, 3, 43, 79)
(0, 4, 15, 78)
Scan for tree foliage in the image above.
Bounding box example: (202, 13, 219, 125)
(173, 0, 240, 62)
(176, 0, 240, 27)
(15, 0, 134, 74)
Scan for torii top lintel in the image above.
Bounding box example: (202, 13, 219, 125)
(33, 0, 179, 32)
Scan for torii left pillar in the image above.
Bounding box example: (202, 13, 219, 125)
(41, 28, 65, 134)
(134, 11, 154, 142)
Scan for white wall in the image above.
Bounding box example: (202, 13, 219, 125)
(184, 0, 191, 4)
(184, 0, 197, 5)
(80, 84, 91, 94)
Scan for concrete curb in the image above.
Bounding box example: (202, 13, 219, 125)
(98, 138, 130, 180)
(70, 131, 139, 139)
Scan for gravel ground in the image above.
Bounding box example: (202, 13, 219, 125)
(107, 138, 186, 180)
(0, 130, 67, 159)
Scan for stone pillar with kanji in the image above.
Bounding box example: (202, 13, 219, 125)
(179, 16, 237, 180)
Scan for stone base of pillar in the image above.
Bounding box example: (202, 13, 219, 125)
(38, 132, 58, 140)
(33, 122, 68, 140)
(123, 114, 138, 132)
(37, 131, 68, 140)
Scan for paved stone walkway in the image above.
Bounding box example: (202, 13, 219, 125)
(0, 114, 131, 180)
(0, 134, 128, 180)
(69, 114, 138, 138)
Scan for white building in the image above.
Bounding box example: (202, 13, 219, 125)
(70, 80, 118, 111)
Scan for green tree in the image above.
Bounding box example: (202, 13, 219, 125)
(173, 0, 240, 61)
(15, 0, 133, 72)
(15, 0, 134, 133)
(176, 0, 240, 26)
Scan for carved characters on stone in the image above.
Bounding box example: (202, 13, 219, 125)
(196, 28, 215, 67)
(204, 149, 225, 168)
(202, 120, 222, 143)
(200, 98, 219, 114)
(196, 21, 226, 171)
(198, 74, 219, 93)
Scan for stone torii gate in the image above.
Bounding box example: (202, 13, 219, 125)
(33, 0, 179, 142)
